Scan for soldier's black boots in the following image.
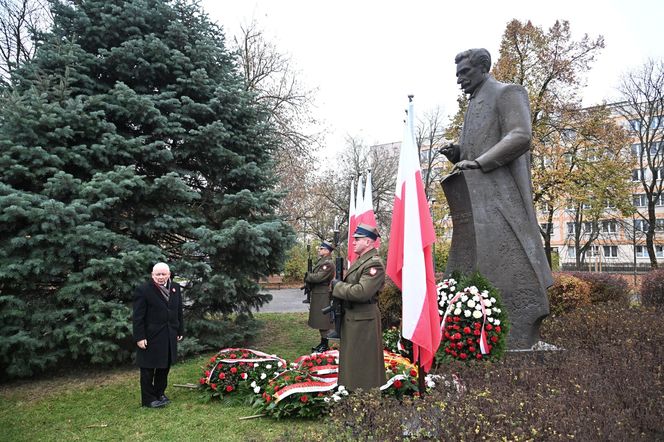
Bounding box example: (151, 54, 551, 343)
(312, 338, 329, 353)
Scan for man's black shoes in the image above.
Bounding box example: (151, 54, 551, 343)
(159, 394, 170, 405)
(145, 399, 166, 408)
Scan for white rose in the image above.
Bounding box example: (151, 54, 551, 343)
(442, 283, 449, 289)
(427, 380, 435, 388)
(438, 300, 446, 307)
(253, 386, 260, 393)
(493, 308, 501, 314)
(490, 297, 496, 303)
(472, 310, 482, 319)
(324, 397, 331, 403)
(487, 317, 494, 323)
(266, 364, 272, 369)
(342, 390, 349, 396)
(472, 295, 480, 302)
(455, 302, 462, 309)
(338, 385, 345, 391)
(467, 300, 476, 308)
(438, 309, 444, 315)
(449, 286, 456, 292)
(460, 295, 468, 302)
(333, 396, 341, 402)
(250, 381, 256, 388)
(260, 373, 267, 380)
(277, 361, 282, 367)
(464, 310, 471, 317)
(469, 286, 479, 295)
(494, 319, 501, 325)
(483, 299, 492, 307)
(454, 308, 462, 315)
(486, 309, 492, 316)
(475, 304, 482, 310)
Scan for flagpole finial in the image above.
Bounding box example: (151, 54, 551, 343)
(408, 95, 414, 102)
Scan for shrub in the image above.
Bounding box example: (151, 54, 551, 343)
(567, 271, 629, 304)
(641, 269, 664, 308)
(379, 278, 402, 329)
(548, 274, 591, 315)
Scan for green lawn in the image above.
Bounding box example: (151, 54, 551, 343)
(0, 313, 323, 442)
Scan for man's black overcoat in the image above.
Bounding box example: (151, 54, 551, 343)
(132, 281, 184, 368)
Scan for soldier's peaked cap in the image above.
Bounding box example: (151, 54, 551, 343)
(319, 240, 335, 252)
(353, 223, 380, 240)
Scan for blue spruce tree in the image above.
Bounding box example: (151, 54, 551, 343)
(0, 0, 293, 378)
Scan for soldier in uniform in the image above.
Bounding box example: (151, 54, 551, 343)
(331, 223, 386, 391)
(305, 240, 336, 352)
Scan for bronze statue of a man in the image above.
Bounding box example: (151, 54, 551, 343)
(441, 48, 552, 349)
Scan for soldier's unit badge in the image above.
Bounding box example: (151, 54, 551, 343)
(323, 265, 328, 270)
(369, 268, 377, 276)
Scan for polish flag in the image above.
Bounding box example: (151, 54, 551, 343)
(386, 98, 441, 372)
(355, 172, 381, 249)
(347, 178, 358, 264)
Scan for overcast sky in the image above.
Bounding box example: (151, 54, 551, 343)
(201, 0, 664, 157)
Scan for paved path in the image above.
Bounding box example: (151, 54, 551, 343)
(253, 288, 310, 313)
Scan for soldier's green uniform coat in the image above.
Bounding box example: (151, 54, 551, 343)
(332, 248, 386, 390)
(305, 255, 335, 329)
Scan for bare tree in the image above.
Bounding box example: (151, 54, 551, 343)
(615, 58, 664, 268)
(0, 0, 51, 83)
(414, 106, 450, 199)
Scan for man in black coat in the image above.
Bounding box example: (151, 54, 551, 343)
(133, 262, 184, 408)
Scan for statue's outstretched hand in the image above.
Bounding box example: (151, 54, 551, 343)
(452, 160, 481, 171)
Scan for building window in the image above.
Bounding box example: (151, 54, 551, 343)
(632, 169, 644, 181)
(632, 143, 642, 156)
(635, 245, 648, 258)
(634, 219, 649, 232)
(629, 119, 641, 132)
(585, 245, 600, 257)
(633, 194, 647, 207)
(603, 246, 618, 258)
(567, 246, 576, 258)
(540, 223, 553, 236)
(602, 220, 618, 234)
(656, 219, 664, 232)
(566, 222, 576, 235)
(657, 245, 664, 258)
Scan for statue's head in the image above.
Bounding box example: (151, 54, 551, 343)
(455, 48, 491, 95)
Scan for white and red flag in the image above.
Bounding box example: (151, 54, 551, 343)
(356, 172, 381, 249)
(386, 98, 441, 372)
(347, 178, 358, 264)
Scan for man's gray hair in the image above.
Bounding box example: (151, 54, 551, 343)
(455, 48, 491, 73)
(152, 262, 170, 273)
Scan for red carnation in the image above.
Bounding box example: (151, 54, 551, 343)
(410, 369, 417, 377)
(454, 333, 462, 340)
(199, 377, 206, 384)
(495, 326, 502, 333)
(491, 335, 498, 343)
(230, 367, 237, 374)
(210, 383, 217, 390)
(205, 370, 210, 377)
(316, 358, 322, 364)
(450, 350, 458, 357)
(242, 353, 249, 358)
(218, 373, 225, 380)
(473, 322, 481, 329)
(239, 362, 245, 366)
(300, 395, 309, 403)
(230, 353, 237, 359)
(295, 375, 303, 381)
(468, 346, 476, 353)
(485, 324, 493, 331)
(463, 326, 471, 334)
(274, 385, 280, 392)
(473, 330, 481, 336)
(327, 358, 334, 364)
(209, 356, 216, 362)
(265, 394, 272, 403)
(459, 353, 467, 360)
(394, 380, 403, 389)
(225, 385, 233, 392)
(318, 393, 324, 397)
(453, 316, 460, 322)
(456, 342, 464, 349)
(476, 353, 483, 359)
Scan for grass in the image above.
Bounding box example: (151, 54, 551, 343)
(0, 312, 323, 442)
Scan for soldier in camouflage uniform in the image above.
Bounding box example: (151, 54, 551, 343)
(305, 241, 336, 352)
(331, 224, 386, 390)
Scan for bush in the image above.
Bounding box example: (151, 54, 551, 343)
(379, 278, 402, 329)
(566, 272, 629, 304)
(548, 274, 591, 315)
(327, 303, 664, 440)
(641, 269, 664, 308)
(283, 243, 309, 283)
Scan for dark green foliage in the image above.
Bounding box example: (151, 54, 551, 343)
(640, 269, 664, 308)
(378, 277, 402, 330)
(566, 271, 630, 304)
(328, 303, 664, 440)
(0, 0, 293, 378)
